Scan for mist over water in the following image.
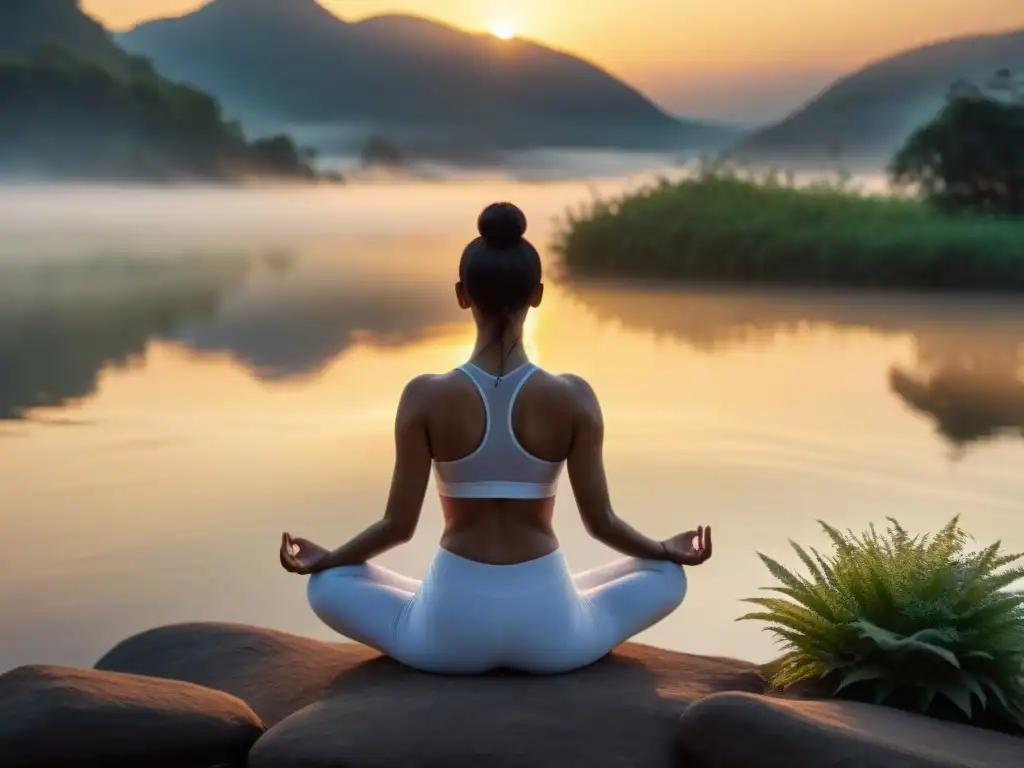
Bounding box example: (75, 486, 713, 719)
(1, 169, 1022, 672)
(0, 155, 893, 261)
(0, 172, 638, 256)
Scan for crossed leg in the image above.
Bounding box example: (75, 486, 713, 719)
(573, 557, 688, 653)
(306, 556, 688, 675)
(306, 563, 420, 655)
(306, 561, 506, 674)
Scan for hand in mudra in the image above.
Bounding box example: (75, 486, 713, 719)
(662, 526, 713, 566)
(279, 532, 330, 575)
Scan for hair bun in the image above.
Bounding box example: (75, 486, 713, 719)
(478, 202, 526, 249)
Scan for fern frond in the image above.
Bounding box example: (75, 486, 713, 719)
(744, 516, 1024, 730)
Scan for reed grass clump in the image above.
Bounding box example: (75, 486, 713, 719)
(555, 171, 1024, 290)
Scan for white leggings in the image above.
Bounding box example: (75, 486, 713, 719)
(306, 549, 687, 675)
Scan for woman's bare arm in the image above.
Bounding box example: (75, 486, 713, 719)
(564, 375, 673, 561)
(316, 376, 434, 569)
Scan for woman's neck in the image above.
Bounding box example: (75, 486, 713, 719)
(469, 324, 528, 374)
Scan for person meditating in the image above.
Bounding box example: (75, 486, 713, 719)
(279, 201, 713, 675)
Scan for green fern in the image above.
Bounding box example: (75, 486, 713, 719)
(740, 517, 1024, 729)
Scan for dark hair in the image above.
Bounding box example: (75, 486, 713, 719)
(459, 202, 542, 379)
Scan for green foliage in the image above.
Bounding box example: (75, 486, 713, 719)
(890, 70, 1024, 216)
(740, 517, 1024, 729)
(0, 47, 319, 181)
(0, 0, 130, 72)
(249, 135, 317, 177)
(360, 135, 407, 168)
(554, 172, 1024, 290)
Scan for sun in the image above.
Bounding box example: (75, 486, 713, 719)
(489, 20, 517, 40)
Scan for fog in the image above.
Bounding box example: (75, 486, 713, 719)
(0, 157, 895, 261)
(0, 181, 571, 260)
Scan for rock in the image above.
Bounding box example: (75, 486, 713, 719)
(677, 692, 1024, 768)
(0, 664, 264, 768)
(96, 622, 379, 727)
(250, 645, 765, 768)
(97, 622, 765, 767)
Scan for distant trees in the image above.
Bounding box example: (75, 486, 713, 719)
(0, 47, 320, 182)
(249, 136, 317, 179)
(360, 135, 406, 168)
(889, 69, 1024, 216)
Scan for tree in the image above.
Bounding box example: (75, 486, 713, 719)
(0, 48, 321, 182)
(250, 135, 317, 179)
(360, 135, 406, 168)
(889, 69, 1024, 216)
(986, 68, 1021, 102)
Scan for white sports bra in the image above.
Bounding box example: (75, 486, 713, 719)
(433, 362, 564, 499)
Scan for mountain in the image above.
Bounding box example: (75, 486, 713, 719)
(0, 1, 319, 182)
(733, 28, 1024, 168)
(0, 0, 130, 70)
(118, 0, 734, 156)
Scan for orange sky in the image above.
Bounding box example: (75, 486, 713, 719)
(83, 0, 1024, 122)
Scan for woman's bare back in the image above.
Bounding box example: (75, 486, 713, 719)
(420, 365, 584, 564)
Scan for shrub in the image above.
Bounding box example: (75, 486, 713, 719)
(739, 517, 1024, 729)
(554, 174, 1024, 290)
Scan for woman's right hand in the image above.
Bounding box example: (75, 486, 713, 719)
(279, 532, 331, 575)
(662, 526, 713, 566)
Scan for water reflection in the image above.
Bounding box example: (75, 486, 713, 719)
(891, 332, 1024, 453)
(172, 256, 463, 380)
(0, 251, 463, 419)
(568, 282, 1024, 452)
(0, 254, 249, 420)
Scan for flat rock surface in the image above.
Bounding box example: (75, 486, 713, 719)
(678, 691, 1024, 768)
(0, 664, 264, 768)
(97, 622, 765, 767)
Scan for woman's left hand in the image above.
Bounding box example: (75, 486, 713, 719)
(662, 525, 713, 566)
(280, 532, 330, 575)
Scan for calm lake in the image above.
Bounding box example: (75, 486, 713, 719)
(2, 176, 1023, 672)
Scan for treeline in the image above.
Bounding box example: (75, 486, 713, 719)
(0, 46, 321, 182)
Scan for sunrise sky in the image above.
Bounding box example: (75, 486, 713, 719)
(83, 0, 1024, 122)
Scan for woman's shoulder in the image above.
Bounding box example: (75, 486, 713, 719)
(400, 370, 467, 399)
(401, 367, 599, 411)
(531, 369, 600, 408)
(530, 366, 593, 391)
(397, 369, 483, 412)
